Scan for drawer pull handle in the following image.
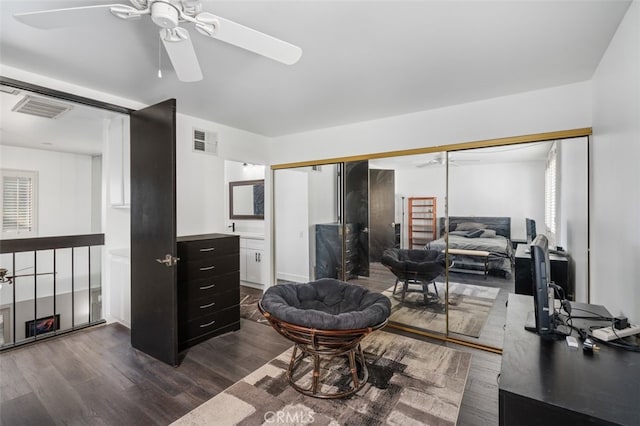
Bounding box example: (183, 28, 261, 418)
(199, 302, 216, 309)
(199, 247, 216, 252)
(200, 265, 216, 271)
(199, 320, 216, 328)
(199, 284, 216, 290)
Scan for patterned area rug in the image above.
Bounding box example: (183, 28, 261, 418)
(383, 282, 499, 338)
(171, 330, 471, 426)
(239, 286, 268, 324)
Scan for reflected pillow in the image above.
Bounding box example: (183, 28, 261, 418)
(480, 229, 497, 238)
(455, 222, 488, 231)
(466, 229, 485, 238)
(450, 229, 487, 238)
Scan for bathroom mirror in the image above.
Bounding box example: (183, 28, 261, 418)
(229, 179, 265, 219)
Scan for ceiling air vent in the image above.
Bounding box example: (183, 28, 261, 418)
(12, 95, 72, 119)
(0, 85, 20, 95)
(193, 128, 218, 155)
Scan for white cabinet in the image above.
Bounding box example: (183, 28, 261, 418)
(240, 237, 267, 286)
(109, 250, 131, 327)
(108, 116, 130, 207)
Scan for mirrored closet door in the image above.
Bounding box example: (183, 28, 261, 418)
(271, 132, 589, 352)
(445, 137, 589, 349)
(349, 153, 448, 336)
(274, 164, 341, 285)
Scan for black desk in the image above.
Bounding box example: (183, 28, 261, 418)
(499, 294, 640, 425)
(514, 243, 573, 300)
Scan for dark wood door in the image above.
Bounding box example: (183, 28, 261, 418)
(369, 169, 395, 262)
(130, 99, 178, 365)
(344, 160, 369, 277)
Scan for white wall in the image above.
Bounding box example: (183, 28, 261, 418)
(392, 160, 545, 244)
(269, 82, 592, 164)
(274, 169, 310, 282)
(176, 114, 270, 237)
(591, 1, 640, 322)
(91, 156, 102, 233)
(102, 116, 131, 325)
(0, 145, 94, 237)
(449, 161, 546, 241)
(224, 160, 265, 235)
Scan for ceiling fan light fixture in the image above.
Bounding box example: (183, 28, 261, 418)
(181, 0, 202, 17)
(151, 1, 180, 28)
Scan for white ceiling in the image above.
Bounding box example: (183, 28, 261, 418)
(370, 140, 553, 169)
(0, 89, 118, 155)
(0, 0, 631, 142)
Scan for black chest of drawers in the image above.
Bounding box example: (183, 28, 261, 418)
(315, 223, 358, 280)
(177, 234, 240, 351)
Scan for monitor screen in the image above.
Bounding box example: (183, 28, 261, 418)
(525, 218, 537, 243)
(529, 234, 555, 335)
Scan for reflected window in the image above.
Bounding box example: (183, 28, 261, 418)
(1, 169, 37, 237)
(545, 143, 558, 238)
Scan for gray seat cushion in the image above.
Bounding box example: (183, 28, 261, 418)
(261, 278, 391, 330)
(381, 248, 445, 281)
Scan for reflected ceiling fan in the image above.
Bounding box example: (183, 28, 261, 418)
(14, 0, 303, 82)
(416, 153, 480, 168)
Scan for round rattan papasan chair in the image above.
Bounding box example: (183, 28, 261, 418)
(381, 248, 446, 304)
(258, 278, 391, 399)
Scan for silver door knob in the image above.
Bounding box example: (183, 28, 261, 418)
(155, 254, 180, 267)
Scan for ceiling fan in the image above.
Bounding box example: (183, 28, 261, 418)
(13, 0, 303, 82)
(415, 153, 480, 168)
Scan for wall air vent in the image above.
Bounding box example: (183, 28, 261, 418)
(12, 95, 73, 119)
(193, 128, 218, 155)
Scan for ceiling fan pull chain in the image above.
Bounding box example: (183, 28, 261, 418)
(157, 35, 163, 78)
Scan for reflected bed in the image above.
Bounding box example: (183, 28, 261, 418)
(427, 216, 514, 277)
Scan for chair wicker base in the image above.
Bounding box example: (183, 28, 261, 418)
(258, 301, 387, 399)
(287, 342, 368, 399)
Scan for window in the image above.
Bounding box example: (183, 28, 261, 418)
(1, 169, 37, 237)
(544, 143, 558, 239)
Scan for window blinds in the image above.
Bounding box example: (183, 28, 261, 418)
(545, 144, 557, 236)
(2, 173, 35, 235)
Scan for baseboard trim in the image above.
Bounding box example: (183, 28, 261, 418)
(276, 272, 309, 283)
(240, 281, 264, 290)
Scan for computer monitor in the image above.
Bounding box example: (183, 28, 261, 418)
(525, 218, 537, 243)
(526, 234, 555, 336)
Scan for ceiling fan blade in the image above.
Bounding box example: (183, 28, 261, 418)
(13, 4, 135, 29)
(416, 162, 437, 168)
(161, 28, 203, 82)
(194, 12, 302, 65)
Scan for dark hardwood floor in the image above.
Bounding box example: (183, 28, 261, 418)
(0, 319, 501, 425)
(353, 262, 513, 349)
(0, 320, 291, 425)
